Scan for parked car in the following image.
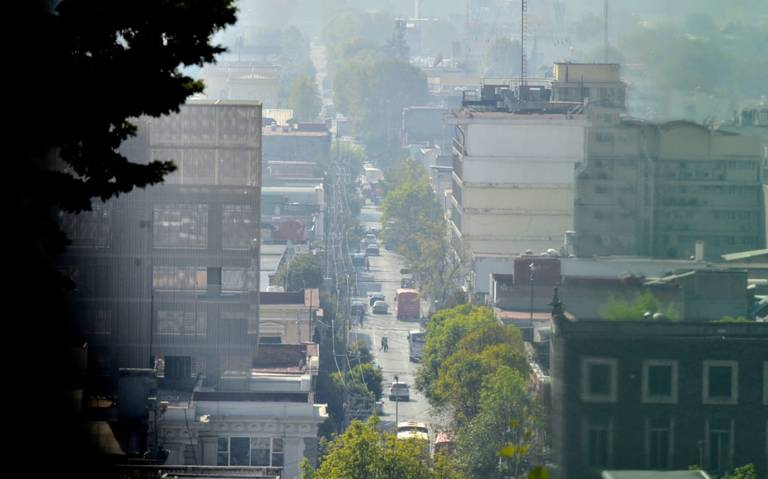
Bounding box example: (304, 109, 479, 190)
(369, 293, 386, 307)
(365, 244, 380, 256)
(372, 300, 389, 314)
(388, 381, 410, 401)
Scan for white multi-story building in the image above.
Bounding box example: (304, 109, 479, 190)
(447, 109, 588, 259)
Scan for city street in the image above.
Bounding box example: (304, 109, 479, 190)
(349, 204, 443, 435)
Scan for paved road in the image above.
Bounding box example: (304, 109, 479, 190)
(349, 204, 446, 435)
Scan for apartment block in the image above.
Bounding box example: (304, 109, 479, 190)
(59, 100, 262, 386)
(574, 120, 765, 259)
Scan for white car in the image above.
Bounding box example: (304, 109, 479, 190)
(372, 300, 389, 314)
(396, 421, 429, 442)
(388, 381, 410, 401)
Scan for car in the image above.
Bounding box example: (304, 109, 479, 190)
(396, 421, 429, 442)
(365, 244, 380, 256)
(388, 381, 410, 401)
(365, 233, 377, 242)
(372, 300, 389, 314)
(369, 293, 386, 307)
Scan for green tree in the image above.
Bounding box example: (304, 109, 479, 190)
(349, 363, 383, 401)
(289, 75, 322, 121)
(333, 55, 428, 161)
(17, 1, 237, 474)
(274, 253, 323, 291)
(387, 19, 409, 61)
(279, 26, 317, 107)
(302, 417, 441, 479)
(415, 305, 498, 404)
(380, 159, 460, 302)
(433, 324, 528, 423)
(721, 464, 758, 479)
(458, 367, 540, 479)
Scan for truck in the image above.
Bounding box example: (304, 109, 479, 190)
(395, 288, 420, 321)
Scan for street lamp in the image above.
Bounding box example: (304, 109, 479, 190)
(529, 261, 538, 322)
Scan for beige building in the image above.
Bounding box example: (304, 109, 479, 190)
(256, 289, 320, 344)
(448, 110, 589, 258)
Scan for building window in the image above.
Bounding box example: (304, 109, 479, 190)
(217, 437, 284, 467)
(223, 205, 257, 250)
(703, 360, 738, 405)
(218, 150, 251, 185)
(584, 418, 612, 468)
(153, 266, 207, 291)
(221, 268, 249, 291)
(707, 419, 733, 473)
(642, 360, 678, 404)
(581, 357, 618, 403)
(646, 418, 673, 469)
(153, 204, 208, 249)
(217, 438, 229, 466)
(157, 310, 207, 336)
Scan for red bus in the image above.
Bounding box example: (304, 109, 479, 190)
(395, 288, 420, 320)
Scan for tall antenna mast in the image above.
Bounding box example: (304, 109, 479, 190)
(521, 0, 528, 86)
(603, 0, 609, 61)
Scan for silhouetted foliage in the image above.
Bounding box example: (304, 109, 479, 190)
(14, 1, 237, 475)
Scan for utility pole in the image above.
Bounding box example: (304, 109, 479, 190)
(603, 0, 609, 62)
(529, 261, 537, 322)
(149, 290, 154, 368)
(394, 374, 400, 432)
(520, 0, 528, 87)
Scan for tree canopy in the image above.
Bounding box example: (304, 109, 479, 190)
(302, 417, 459, 479)
(380, 159, 462, 303)
(273, 253, 323, 291)
(16, 1, 238, 475)
(288, 75, 322, 121)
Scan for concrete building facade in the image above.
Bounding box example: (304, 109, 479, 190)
(574, 120, 765, 259)
(549, 314, 768, 479)
(448, 110, 588, 258)
(60, 100, 262, 386)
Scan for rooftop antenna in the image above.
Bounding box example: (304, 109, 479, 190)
(521, 0, 528, 87)
(603, 0, 609, 62)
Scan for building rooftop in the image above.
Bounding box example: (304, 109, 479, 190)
(193, 391, 310, 403)
(556, 317, 768, 338)
(602, 471, 711, 479)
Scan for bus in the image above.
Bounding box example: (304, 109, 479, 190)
(407, 330, 425, 362)
(395, 288, 420, 320)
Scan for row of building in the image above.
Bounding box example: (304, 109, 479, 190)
(400, 62, 768, 478)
